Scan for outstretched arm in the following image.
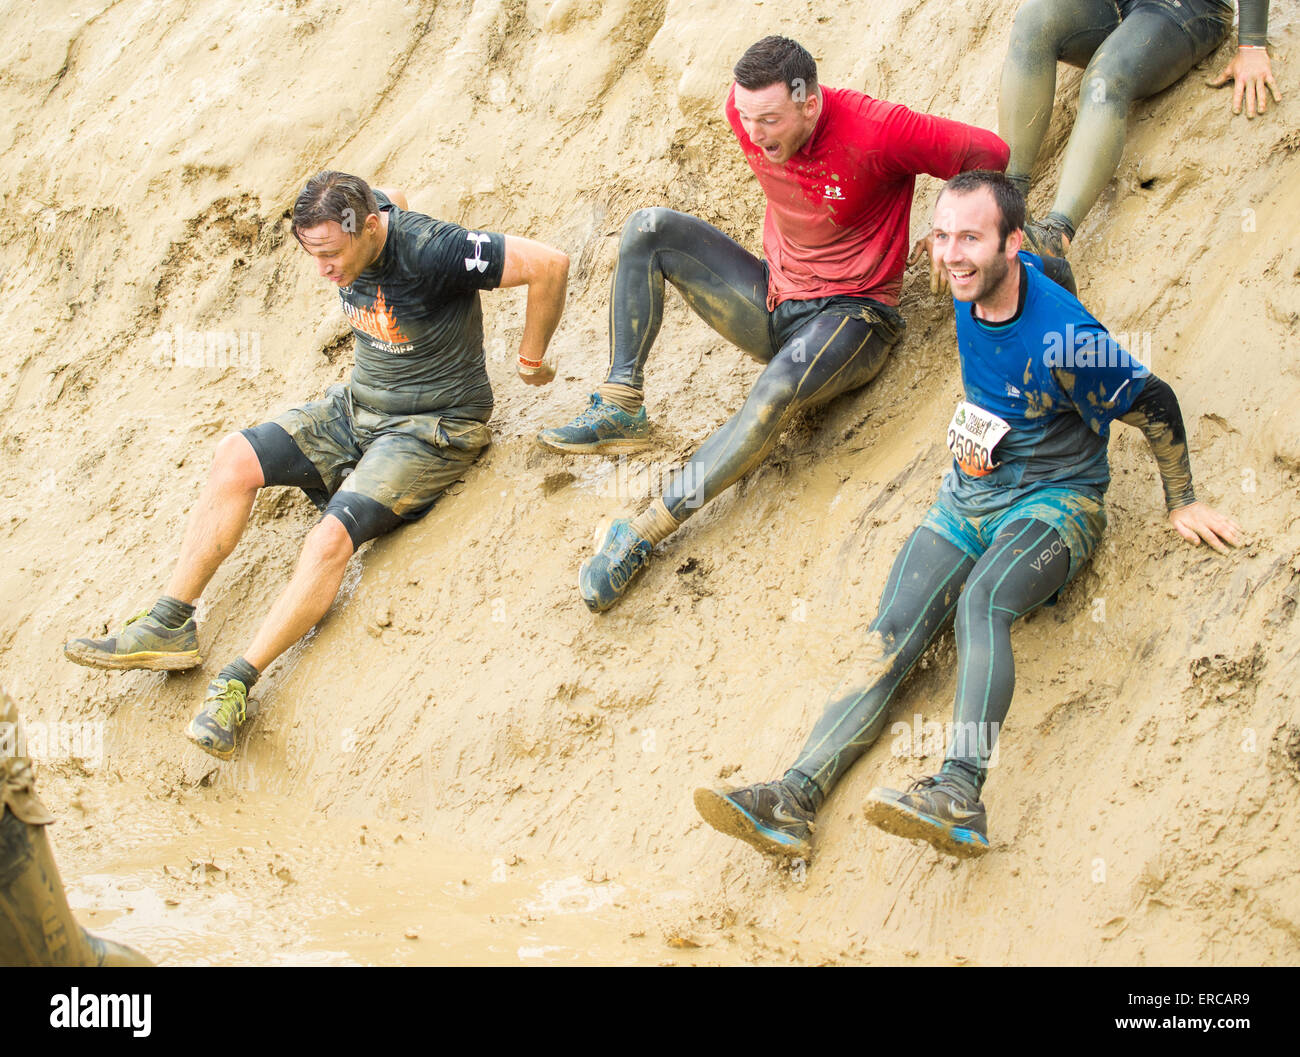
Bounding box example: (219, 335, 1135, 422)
(498, 235, 569, 387)
(1118, 375, 1241, 553)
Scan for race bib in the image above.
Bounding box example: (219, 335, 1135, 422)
(946, 401, 1011, 478)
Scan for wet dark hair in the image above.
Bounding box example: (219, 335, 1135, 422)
(291, 171, 378, 243)
(938, 170, 1026, 249)
(733, 36, 818, 100)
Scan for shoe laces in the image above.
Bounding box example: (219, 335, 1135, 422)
(121, 610, 150, 630)
(208, 681, 247, 728)
(608, 523, 649, 563)
(573, 393, 612, 428)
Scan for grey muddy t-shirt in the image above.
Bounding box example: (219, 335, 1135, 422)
(338, 190, 507, 420)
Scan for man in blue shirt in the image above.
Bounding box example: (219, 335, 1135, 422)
(696, 169, 1239, 860)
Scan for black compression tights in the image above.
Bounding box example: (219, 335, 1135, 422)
(788, 519, 1071, 805)
(999, 0, 1231, 234)
(606, 208, 895, 522)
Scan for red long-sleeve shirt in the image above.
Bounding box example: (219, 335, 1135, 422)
(725, 84, 1009, 308)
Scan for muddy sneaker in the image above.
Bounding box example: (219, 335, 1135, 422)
(694, 781, 814, 859)
(64, 612, 201, 672)
(578, 518, 653, 612)
(537, 392, 651, 454)
(186, 678, 252, 761)
(864, 774, 990, 859)
(1023, 219, 1070, 260)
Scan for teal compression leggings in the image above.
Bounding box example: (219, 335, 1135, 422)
(788, 519, 1071, 803)
(1000, 0, 1231, 235)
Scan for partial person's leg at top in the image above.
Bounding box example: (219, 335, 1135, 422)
(999, 0, 1122, 256)
(1045, 1, 1230, 249)
(1001, 0, 1231, 256)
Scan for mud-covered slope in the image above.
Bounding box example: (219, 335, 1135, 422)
(1, 0, 1297, 965)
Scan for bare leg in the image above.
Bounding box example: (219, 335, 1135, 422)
(165, 433, 265, 603)
(241, 514, 354, 672)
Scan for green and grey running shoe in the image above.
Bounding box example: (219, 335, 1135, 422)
(537, 392, 650, 454)
(64, 612, 201, 672)
(186, 678, 252, 761)
(694, 781, 815, 859)
(864, 774, 990, 859)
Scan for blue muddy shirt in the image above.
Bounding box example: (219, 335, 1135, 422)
(940, 252, 1149, 518)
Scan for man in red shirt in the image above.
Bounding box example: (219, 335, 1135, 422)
(538, 36, 1010, 611)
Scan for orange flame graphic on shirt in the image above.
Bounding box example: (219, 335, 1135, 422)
(342, 287, 409, 345)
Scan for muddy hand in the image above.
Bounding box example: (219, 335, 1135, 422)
(518, 361, 556, 387)
(909, 234, 948, 295)
(1170, 501, 1242, 555)
(1208, 48, 1281, 119)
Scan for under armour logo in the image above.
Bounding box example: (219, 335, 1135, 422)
(465, 232, 489, 272)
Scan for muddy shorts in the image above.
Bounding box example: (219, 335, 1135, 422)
(922, 485, 1106, 583)
(242, 384, 491, 548)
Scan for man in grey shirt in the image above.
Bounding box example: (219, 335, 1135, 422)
(66, 171, 568, 760)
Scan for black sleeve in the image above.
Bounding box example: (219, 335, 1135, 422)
(406, 217, 508, 298)
(1118, 374, 1196, 511)
(1039, 254, 1077, 297)
(1238, 0, 1269, 48)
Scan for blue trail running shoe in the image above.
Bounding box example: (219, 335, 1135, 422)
(864, 774, 990, 858)
(537, 392, 651, 454)
(186, 678, 254, 761)
(694, 781, 814, 859)
(579, 518, 653, 612)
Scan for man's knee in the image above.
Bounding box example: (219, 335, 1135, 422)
(955, 578, 1004, 637)
(620, 207, 677, 253)
(304, 514, 356, 566)
(744, 360, 802, 429)
(1009, 0, 1059, 47)
(323, 492, 404, 550)
(211, 432, 264, 492)
(1079, 53, 1134, 110)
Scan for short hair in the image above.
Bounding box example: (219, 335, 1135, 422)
(733, 36, 818, 100)
(937, 170, 1026, 249)
(292, 171, 378, 243)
